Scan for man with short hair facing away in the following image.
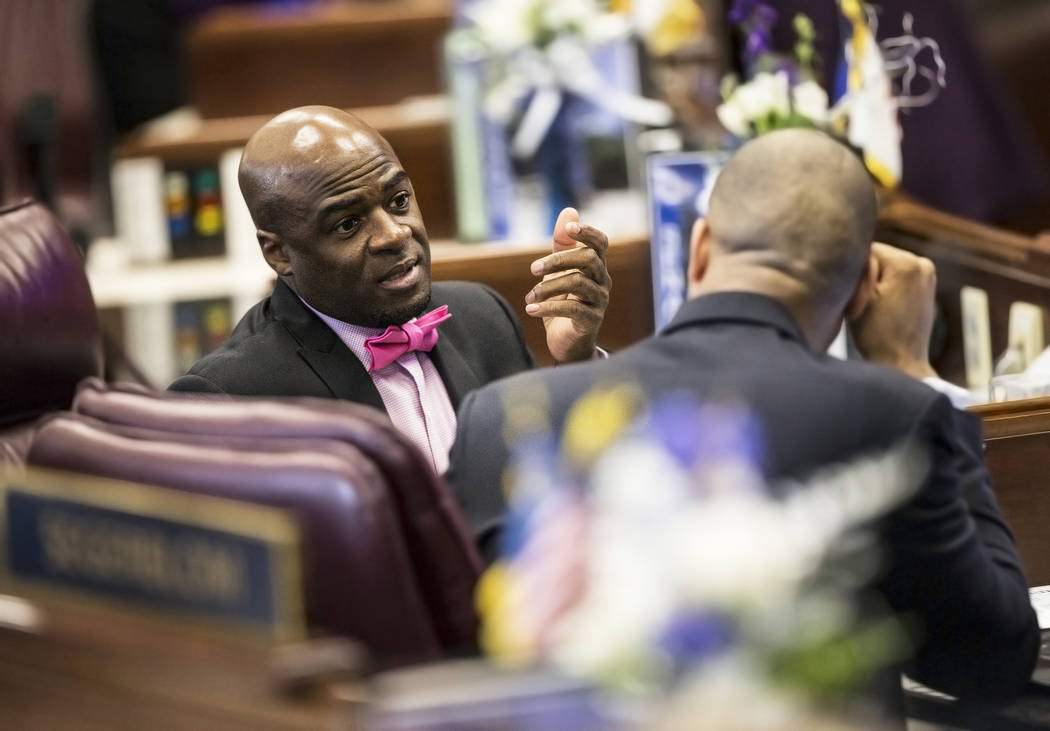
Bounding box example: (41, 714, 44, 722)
(447, 129, 1039, 706)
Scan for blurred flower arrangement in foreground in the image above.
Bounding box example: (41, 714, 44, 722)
(477, 383, 925, 721)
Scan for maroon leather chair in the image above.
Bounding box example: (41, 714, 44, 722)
(27, 379, 482, 667)
(0, 199, 102, 468)
(1, 198, 480, 665)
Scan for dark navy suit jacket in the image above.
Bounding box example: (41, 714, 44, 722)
(447, 292, 1039, 704)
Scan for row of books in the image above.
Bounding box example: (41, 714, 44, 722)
(105, 297, 234, 387)
(111, 149, 258, 264)
(174, 298, 234, 376)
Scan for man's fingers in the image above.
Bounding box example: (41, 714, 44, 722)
(526, 271, 607, 307)
(552, 207, 581, 250)
(917, 255, 936, 283)
(567, 223, 609, 259)
(525, 297, 602, 321)
(870, 241, 930, 272)
(530, 247, 609, 282)
(870, 242, 936, 288)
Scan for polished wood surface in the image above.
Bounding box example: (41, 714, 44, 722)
(185, 0, 452, 118)
(0, 597, 349, 730)
(971, 396, 1050, 587)
(431, 234, 654, 366)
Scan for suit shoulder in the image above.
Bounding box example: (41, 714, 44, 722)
(432, 280, 511, 313)
(463, 356, 623, 426)
(820, 356, 946, 413)
(171, 301, 301, 394)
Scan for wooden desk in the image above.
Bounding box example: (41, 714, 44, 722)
(185, 0, 452, 118)
(877, 194, 1050, 385)
(972, 396, 1050, 587)
(0, 597, 351, 730)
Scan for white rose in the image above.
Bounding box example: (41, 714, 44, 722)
(716, 96, 751, 137)
(729, 78, 765, 122)
(792, 80, 829, 125)
(757, 70, 792, 119)
(726, 71, 791, 126)
(468, 0, 537, 51)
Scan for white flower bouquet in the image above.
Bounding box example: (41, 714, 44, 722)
(478, 382, 925, 720)
(717, 5, 829, 137)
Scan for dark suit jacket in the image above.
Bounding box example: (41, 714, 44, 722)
(170, 279, 536, 411)
(447, 292, 1039, 704)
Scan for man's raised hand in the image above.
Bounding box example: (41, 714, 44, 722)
(525, 208, 612, 363)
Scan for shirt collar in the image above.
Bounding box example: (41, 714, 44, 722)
(662, 291, 808, 345)
(297, 296, 386, 371)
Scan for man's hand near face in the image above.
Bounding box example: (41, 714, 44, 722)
(852, 242, 939, 380)
(525, 208, 612, 363)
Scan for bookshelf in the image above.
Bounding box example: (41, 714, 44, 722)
(87, 252, 274, 310)
(185, 0, 453, 118)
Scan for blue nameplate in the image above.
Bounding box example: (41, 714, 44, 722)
(1, 469, 304, 640)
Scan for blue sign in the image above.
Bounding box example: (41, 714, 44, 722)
(646, 151, 730, 330)
(2, 471, 303, 638)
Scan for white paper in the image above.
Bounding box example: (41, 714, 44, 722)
(1029, 585, 1050, 629)
(111, 156, 169, 263)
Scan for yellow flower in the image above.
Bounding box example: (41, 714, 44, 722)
(562, 383, 643, 467)
(647, 0, 706, 57)
(476, 562, 534, 663)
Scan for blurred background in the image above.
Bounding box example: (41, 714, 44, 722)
(2, 0, 1050, 386)
(4, 5, 1050, 725)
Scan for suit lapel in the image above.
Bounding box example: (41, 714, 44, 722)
(269, 280, 386, 410)
(297, 349, 386, 410)
(429, 333, 483, 411)
(426, 285, 483, 410)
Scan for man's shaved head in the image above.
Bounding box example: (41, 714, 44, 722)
(239, 106, 396, 235)
(237, 105, 432, 327)
(706, 129, 877, 308)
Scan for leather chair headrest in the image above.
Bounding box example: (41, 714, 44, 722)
(0, 200, 101, 425)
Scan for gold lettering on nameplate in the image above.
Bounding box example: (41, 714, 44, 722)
(38, 508, 246, 604)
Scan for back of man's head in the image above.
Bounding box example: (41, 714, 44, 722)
(705, 129, 877, 311)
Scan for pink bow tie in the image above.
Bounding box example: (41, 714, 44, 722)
(363, 306, 451, 372)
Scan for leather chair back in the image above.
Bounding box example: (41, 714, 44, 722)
(0, 199, 101, 467)
(28, 411, 447, 666)
(27, 379, 481, 666)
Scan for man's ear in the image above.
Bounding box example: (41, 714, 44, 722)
(845, 252, 877, 321)
(258, 230, 293, 277)
(686, 217, 712, 287)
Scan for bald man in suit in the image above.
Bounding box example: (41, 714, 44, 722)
(448, 130, 1039, 707)
(171, 106, 612, 472)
